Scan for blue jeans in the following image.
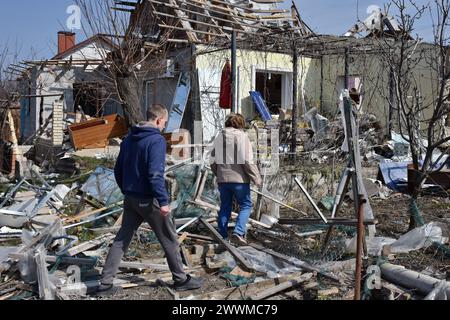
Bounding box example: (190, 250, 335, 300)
(218, 183, 253, 239)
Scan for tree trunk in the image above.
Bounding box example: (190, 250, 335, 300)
(116, 75, 145, 126)
(407, 131, 426, 231)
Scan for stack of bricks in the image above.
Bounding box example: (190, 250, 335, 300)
(52, 101, 65, 147)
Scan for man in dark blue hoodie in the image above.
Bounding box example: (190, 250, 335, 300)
(97, 104, 203, 294)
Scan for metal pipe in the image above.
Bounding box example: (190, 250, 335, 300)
(64, 208, 123, 230)
(344, 47, 350, 90)
(250, 187, 308, 216)
(355, 195, 366, 300)
(293, 177, 328, 223)
(231, 30, 237, 113)
(176, 216, 201, 233)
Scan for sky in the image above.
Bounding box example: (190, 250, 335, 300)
(0, 0, 436, 64)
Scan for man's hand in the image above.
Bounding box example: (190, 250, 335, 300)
(160, 206, 171, 217)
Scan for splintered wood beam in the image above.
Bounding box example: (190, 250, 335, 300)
(154, 10, 234, 33)
(189, 0, 259, 20)
(152, 0, 267, 31)
(158, 24, 228, 38)
(199, 0, 229, 39)
(251, 272, 314, 300)
(200, 218, 255, 272)
(209, 0, 263, 12)
(168, 0, 200, 43)
(67, 233, 116, 257)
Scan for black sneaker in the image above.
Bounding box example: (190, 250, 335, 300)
(94, 283, 121, 297)
(173, 275, 204, 292)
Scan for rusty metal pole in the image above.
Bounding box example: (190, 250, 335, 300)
(355, 194, 366, 300)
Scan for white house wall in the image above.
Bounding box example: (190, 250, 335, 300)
(195, 45, 317, 142)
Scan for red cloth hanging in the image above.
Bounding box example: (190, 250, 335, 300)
(219, 60, 232, 109)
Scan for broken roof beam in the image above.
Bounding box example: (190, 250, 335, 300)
(154, 10, 251, 34)
(158, 24, 228, 38)
(193, 0, 229, 39)
(251, 273, 314, 300)
(152, 0, 267, 32)
(167, 0, 200, 43)
(209, 0, 270, 13)
(200, 218, 255, 272)
(183, 0, 259, 21)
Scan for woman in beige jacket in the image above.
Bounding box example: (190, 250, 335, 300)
(211, 113, 262, 245)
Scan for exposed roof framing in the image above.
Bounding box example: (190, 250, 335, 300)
(113, 0, 313, 46)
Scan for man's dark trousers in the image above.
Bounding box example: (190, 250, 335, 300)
(101, 195, 187, 285)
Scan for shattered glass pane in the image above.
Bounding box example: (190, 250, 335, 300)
(81, 167, 123, 205)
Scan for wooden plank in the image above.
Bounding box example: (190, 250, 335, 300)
(200, 218, 254, 272)
(113, 214, 123, 227)
(187, 272, 304, 300)
(178, 232, 189, 244)
(153, 0, 270, 33)
(318, 287, 340, 297)
(0, 292, 16, 301)
(157, 24, 227, 38)
(180, 232, 215, 242)
(67, 233, 115, 257)
(251, 273, 314, 300)
(63, 202, 123, 224)
(118, 261, 172, 271)
(168, 0, 200, 42)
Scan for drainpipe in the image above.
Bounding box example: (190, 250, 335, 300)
(231, 30, 237, 113)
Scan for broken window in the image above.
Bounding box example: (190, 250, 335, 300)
(256, 72, 283, 115)
(73, 82, 106, 118)
(254, 70, 293, 116)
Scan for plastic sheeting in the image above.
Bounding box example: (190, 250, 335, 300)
(81, 167, 123, 205)
(346, 222, 445, 256)
(213, 247, 303, 278)
(0, 247, 17, 264)
(389, 222, 445, 254)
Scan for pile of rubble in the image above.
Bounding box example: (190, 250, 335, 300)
(0, 147, 448, 301)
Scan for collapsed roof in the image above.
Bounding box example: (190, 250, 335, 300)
(114, 0, 314, 48)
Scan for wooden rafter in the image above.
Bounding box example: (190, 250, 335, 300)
(168, 0, 200, 43)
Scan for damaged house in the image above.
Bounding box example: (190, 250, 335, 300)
(115, 0, 315, 143)
(0, 0, 448, 302)
(18, 32, 123, 146)
(115, 0, 448, 144)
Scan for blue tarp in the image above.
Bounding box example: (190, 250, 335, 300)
(250, 91, 272, 121)
(379, 160, 409, 192)
(379, 157, 450, 192)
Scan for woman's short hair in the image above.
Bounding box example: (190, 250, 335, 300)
(225, 113, 246, 129)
